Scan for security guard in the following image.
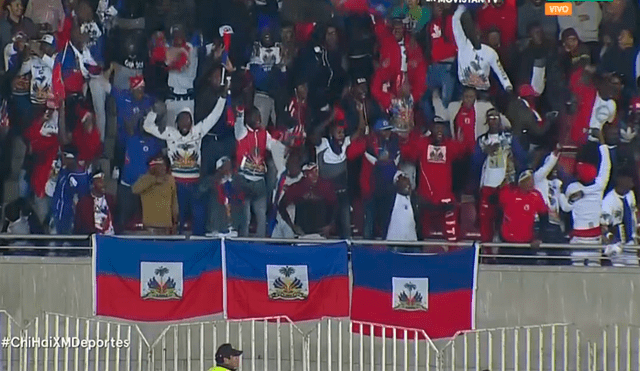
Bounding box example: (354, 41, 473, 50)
(208, 343, 243, 371)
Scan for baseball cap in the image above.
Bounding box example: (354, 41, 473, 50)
(215, 344, 242, 363)
(62, 145, 77, 159)
(518, 170, 533, 183)
(40, 34, 55, 45)
(373, 118, 393, 132)
(393, 171, 408, 184)
(216, 156, 231, 170)
(302, 162, 318, 171)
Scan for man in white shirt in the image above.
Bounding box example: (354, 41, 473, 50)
(165, 25, 199, 128)
(386, 171, 418, 242)
(452, 5, 513, 92)
(601, 170, 639, 267)
(563, 144, 611, 266)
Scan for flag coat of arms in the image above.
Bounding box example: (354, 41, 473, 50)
(351, 246, 478, 339)
(93, 236, 223, 321)
(225, 241, 349, 321)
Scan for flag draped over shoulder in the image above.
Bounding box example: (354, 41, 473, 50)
(93, 235, 223, 321)
(351, 246, 478, 339)
(225, 241, 350, 321)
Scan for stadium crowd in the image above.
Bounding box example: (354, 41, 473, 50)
(0, 0, 640, 265)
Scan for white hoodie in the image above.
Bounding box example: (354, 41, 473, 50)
(452, 5, 512, 92)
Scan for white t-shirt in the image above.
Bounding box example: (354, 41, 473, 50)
(386, 194, 417, 241)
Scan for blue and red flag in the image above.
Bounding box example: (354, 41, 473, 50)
(351, 246, 479, 339)
(225, 241, 350, 321)
(93, 236, 223, 321)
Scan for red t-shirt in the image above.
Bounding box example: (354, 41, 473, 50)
(428, 16, 457, 63)
(72, 124, 102, 165)
(453, 105, 476, 151)
(477, 1, 517, 49)
(499, 186, 548, 243)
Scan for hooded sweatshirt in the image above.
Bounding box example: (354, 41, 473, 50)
(143, 98, 226, 181)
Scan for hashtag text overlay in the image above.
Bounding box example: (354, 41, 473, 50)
(2, 336, 130, 349)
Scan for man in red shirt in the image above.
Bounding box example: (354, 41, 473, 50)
(498, 170, 548, 264)
(278, 163, 338, 237)
(401, 119, 469, 241)
(477, 0, 517, 50)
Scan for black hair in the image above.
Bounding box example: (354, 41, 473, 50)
(526, 21, 542, 34)
(247, 106, 261, 122)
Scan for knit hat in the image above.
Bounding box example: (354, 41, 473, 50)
(575, 162, 597, 184)
(561, 28, 579, 42)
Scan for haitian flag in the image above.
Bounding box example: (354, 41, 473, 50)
(225, 241, 349, 321)
(351, 246, 478, 339)
(93, 236, 223, 321)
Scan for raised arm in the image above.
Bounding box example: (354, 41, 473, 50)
(534, 151, 559, 183)
(487, 49, 513, 92)
(594, 145, 611, 190)
(143, 111, 170, 140)
(194, 97, 226, 135)
(234, 108, 248, 140)
(452, 5, 470, 50)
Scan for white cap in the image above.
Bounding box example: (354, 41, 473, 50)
(393, 171, 408, 184)
(40, 34, 55, 45)
(216, 156, 231, 170)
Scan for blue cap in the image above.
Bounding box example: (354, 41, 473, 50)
(374, 118, 393, 132)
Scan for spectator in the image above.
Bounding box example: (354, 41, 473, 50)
(556, 1, 601, 47)
(601, 169, 638, 267)
(142, 80, 227, 234)
(371, 17, 426, 119)
(116, 117, 163, 231)
(5, 32, 33, 133)
(598, 29, 638, 102)
(132, 154, 179, 235)
(423, 3, 456, 121)
(533, 149, 570, 244)
(385, 171, 418, 241)
(514, 23, 552, 95)
(517, 0, 558, 42)
(102, 74, 155, 171)
(1, 197, 41, 235)
(472, 109, 526, 243)
(49, 145, 90, 235)
(22, 99, 61, 225)
(452, 5, 513, 93)
(269, 152, 303, 238)
(57, 107, 102, 169)
(24, 0, 65, 35)
(0, 0, 36, 71)
(74, 171, 115, 235)
(390, 0, 431, 35)
(202, 156, 245, 236)
(559, 28, 591, 77)
(477, 0, 517, 50)
(498, 170, 548, 264)
(278, 162, 337, 237)
(347, 118, 400, 239)
(21, 34, 56, 110)
(505, 85, 553, 151)
(341, 76, 383, 135)
(312, 110, 365, 238)
(234, 106, 286, 237)
(164, 24, 199, 128)
(248, 23, 284, 128)
(564, 144, 610, 266)
(401, 119, 469, 242)
(447, 87, 510, 143)
(600, 0, 637, 44)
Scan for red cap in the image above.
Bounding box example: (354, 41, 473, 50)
(629, 97, 640, 112)
(576, 162, 597, 184)
(129, 75, 145, 90)
(518, 84, 537, 98)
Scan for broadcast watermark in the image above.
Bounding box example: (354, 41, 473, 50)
(2, 336, 130, 350)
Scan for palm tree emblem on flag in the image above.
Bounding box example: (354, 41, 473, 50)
(392, 278, 428, 311)
(267, 265, 309, 300)
(141, 263, 183, 300)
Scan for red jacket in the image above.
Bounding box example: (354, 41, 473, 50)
(477, 1, 517, 49)
(400, 132, 467, 203)
(236, 126, 269, 178)
(347, 136, 374, 199)
(428, 15, 457, 63)
(499, 185, 547, 243)
(568, 68, 597, 145)
(23, 115, 59, 198)
(72, 123, 102, 166)
(74, 193, 116, 235)
(371, 21, 427, 110)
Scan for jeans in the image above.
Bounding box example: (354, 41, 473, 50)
(239, 177, 268, 237)
(363, 194, 394, 239)
(422, 63, 457, 121)
(176, 181, 206, 235)
(89, 75, 109, 142)
(116, 183, 141, 231)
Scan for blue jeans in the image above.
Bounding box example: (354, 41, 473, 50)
(176, 181, 206, 235)
(422, 63, 457, 122)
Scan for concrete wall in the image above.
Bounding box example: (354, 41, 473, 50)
(2, 257, 640, 329)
